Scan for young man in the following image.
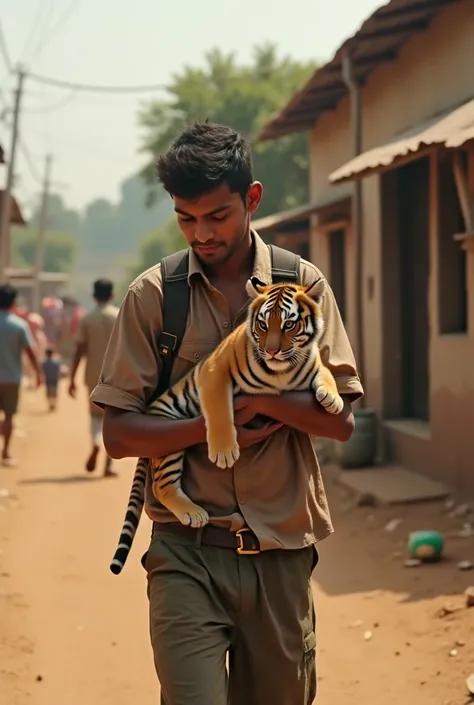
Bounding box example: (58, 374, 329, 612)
(68, 278, 119, 477)
(0, 285, 42, 466)
(91, 123, 363, 705)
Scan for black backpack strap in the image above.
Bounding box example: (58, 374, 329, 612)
(151, 249, 190, 402)
(268, 243, 301, 284)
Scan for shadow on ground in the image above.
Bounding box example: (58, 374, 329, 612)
(314, 480, 474, 604)
(18, 475, 103, 485)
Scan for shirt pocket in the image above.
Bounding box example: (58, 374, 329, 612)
(170, 340, 221, 385)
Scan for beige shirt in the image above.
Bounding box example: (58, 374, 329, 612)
(91, 233, 363, 550)
(76, 303, 119, 391)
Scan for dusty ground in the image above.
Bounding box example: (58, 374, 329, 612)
(1, 384, 474, 705)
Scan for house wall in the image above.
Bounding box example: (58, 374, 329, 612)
(308, 0, 474, 491)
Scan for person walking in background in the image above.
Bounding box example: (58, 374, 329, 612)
(68, 278, 119, 477)
(42, 348, 62, 412)
(0, 285, 42, 467)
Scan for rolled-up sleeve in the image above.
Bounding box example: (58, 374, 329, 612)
(90, 270, 164, 413)
(301, 261, 364, 402)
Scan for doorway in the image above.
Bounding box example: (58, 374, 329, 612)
(328, 228, 347, 323)
(397, 158, 430, 420)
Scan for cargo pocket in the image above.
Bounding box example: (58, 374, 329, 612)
(303, 629, 317, 704)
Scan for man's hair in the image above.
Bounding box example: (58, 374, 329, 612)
(156, 122, 253, 201)
(0, 284, 17, 309)
(45, 347, 54, 357)
(93, 278, 114, 302)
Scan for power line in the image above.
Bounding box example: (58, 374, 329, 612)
(0, 21, 13, 74)
(29, 0, 80, 63)
(18, 138, 43, 186)
(22, 90, 78, 114)
(19, 0, 56, 65)
(26, 70, 167, 94)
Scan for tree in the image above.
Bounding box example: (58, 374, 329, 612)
(11, 226, 77, 273)
(139, 43, 317, 218)
(122, 216, 183, 292)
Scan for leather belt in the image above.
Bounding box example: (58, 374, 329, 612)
(152, 522, 261, 555)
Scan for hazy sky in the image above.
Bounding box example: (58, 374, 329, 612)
(1, 0, 381, 216)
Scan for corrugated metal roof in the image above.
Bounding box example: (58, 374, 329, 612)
(258, 0, 460, 142)
(252, 193, 351, 235)
(252, 203, 319, 234)
(329, 97, 474, 183)
(5, 268, 69, 283)
(0, 191, 26, 225)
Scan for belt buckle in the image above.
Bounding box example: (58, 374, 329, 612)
(236, 528, 260, 555)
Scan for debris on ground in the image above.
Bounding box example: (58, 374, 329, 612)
(384, 518, 403, 533)
(435, 604, 464, 618)
(363, 630, 373, 641)
(465, 586, 474, 608)
(457, 560, 474, 571)
(450, 504, 472, 519)
(466, 673, 474, 696)
(404, 558, 422, 568)
(356, 492, 377, 507)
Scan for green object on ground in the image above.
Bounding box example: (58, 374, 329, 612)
(408, 530, 444, 562)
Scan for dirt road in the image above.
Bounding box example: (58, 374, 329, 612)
(1, 384, 474, 705)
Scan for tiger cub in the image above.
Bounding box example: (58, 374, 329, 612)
(110, 276, 343, 574)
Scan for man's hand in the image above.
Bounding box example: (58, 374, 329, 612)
(68, 380, 77, 399)
(233, 395, 281, 448)
(236, 419, 282, 448)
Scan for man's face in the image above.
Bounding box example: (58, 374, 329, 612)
(174, 181, 262, 266)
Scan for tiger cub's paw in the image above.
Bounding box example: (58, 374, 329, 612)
(316, 386, 344, 414)
(208, 442, 240, 469)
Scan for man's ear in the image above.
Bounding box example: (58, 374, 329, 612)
(246, 182, 263, 214)
(304, 278, 326, 304)
(246, 276, 267, 299)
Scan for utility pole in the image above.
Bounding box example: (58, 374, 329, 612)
(32, 154, 53, 313)
(0, 68, 25, 284)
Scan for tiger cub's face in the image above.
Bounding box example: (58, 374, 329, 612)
(245, 277, 326, 365)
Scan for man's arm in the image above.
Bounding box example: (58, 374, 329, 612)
(69, 341, 87, 397)
(103, 401, 281, 459)
(24, 345, 42, 388)
(102, 406, 207, 459)
(251, 392, 354, 442)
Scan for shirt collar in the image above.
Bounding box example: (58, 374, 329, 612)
(187, 229, 272, 285)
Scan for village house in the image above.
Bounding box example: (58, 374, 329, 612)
(254, 0, 474, 495)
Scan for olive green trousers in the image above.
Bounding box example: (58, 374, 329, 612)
(143, 530, 318, 705)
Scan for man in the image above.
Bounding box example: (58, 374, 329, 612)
(0, 285, 42, 467)
(68, 278, 119, 477)
(91, 123, 363, 705)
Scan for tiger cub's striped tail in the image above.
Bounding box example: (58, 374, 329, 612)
(109, 459, 148, 575)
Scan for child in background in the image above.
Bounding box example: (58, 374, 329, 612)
(42, 348, 62, 411)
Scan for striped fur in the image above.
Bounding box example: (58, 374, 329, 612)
(110, 276, 344, 574)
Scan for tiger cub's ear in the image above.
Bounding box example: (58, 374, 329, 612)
(304, 278, 326, 304)
(246, 277, 268, 299)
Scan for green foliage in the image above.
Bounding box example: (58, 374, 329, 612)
(11, 226, 77, 273)
(119, 217, 183, 298)
(22, 178, 174, 306)
(139, 43, 316, 218)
